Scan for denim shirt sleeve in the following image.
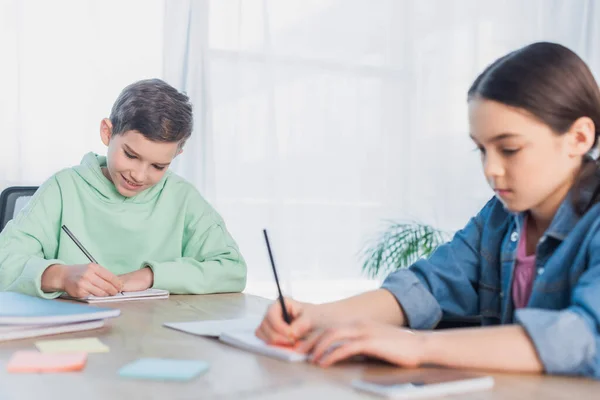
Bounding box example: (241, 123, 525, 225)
(381, 199, 494, 329)
(515, 228, 600, 377)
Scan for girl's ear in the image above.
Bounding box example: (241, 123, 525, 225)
(567, 116, 596, 157)
(100, 118, 113, 146)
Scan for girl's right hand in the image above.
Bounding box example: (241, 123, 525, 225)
(255, 297, 318, 347)
(43, 263, 123, 297)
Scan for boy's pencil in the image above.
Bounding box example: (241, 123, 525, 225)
(263, 229, 292, 324)
(61, 225, 98, 264)
(61, 225, 123, 295)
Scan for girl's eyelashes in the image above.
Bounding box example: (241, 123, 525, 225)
(124, 150, 136, 159)
(501, 148, 520, 156)
(472, 146, 520, 156)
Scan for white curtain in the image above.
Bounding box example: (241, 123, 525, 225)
(2, 0, 600, 302)
(164, 0, 600, 301)
(0, 0, 165, 189)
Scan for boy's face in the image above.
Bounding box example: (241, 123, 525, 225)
(100, 119, 182, 197)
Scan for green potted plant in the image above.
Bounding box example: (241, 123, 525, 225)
(361, 221, 449, 279)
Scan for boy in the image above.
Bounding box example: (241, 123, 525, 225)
(0, 79, 247, 298)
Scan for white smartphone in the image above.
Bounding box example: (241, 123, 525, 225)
(351, 369, 494, 398)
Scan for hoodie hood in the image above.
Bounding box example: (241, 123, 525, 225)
(72, 152, 169, 204)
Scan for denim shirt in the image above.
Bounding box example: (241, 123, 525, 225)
(381, 195, 600, 378)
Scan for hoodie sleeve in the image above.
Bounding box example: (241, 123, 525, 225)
(0, 177, 65, 298)
(143, 188, 247, 294)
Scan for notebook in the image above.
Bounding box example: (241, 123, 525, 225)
(164, 316, 263, 337)
(218, 331, 307, 362)
(61, 288, 169, 303)
(0, 292, 120, 325)
(0, 320, 105, 342)
(164, 317, 306, 362)
(351, 370, 494, 398)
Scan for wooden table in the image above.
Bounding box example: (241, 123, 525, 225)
(1, 294, 599, 399)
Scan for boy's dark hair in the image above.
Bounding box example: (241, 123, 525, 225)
(468, 42, 600, 215)
(109, 79, 193, 147)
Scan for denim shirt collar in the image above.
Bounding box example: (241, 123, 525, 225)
(511, 192, 581, 242)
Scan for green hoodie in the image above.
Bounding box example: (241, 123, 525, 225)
(0, 153, 247, 298)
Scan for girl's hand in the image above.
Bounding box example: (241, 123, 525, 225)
(255, 297, 318, 346)
(305, 320, 426, 368)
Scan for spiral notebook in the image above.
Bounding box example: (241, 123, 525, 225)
(61, 288, 169, 303)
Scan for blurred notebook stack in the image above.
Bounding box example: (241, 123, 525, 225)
(0, 292, 120, 341)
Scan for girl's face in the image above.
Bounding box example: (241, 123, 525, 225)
(468, 99, 593, 216)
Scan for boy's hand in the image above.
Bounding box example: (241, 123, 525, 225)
(42, 263, 123, 297)
(118, 267, 154, 292)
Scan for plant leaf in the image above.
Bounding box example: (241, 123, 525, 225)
(360, 221, 450, 279)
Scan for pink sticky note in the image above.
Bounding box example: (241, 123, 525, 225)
(7, 351, 87, 373)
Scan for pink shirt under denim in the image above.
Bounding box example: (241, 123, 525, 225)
(512, 216, 537, 309)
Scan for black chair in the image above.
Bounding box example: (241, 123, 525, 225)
(435, 316, 481, 329)
(0, 186, 38, 232)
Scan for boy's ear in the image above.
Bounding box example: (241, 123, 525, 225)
(568, 116, 596, 157)
(176, 148, 184, 157)
(100, 119, 113, 146)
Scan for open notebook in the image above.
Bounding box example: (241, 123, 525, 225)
(164, 317, 307, 362)
(218, 331, 308, 362)
(164, 316, 263, 337)
(61, 288, 169, 303)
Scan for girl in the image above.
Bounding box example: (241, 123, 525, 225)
(256, 42, 600, 378)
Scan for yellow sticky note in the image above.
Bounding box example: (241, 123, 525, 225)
(35, 337, 109, 353)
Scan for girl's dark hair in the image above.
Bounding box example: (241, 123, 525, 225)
(468, 42, 600, 215)
(110, 79, 193, 148)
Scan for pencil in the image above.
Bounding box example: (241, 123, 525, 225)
(263, 229, 292, 324)
(61, 225, 98, 264)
